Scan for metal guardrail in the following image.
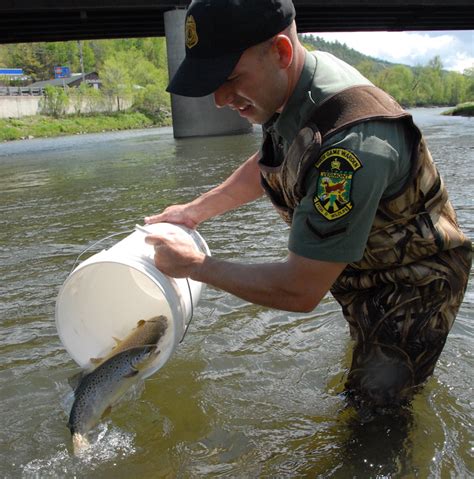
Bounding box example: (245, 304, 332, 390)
(0, 86, 44, 96)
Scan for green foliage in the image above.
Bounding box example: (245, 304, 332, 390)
(2, 34, 471, 120)
(3, 42, 88, 81)
(444, 71, 467, 105)
(300, 34, 393, 72)
(66, 82, 111, 115)
(0, 37, 167, 83)
(0, 38, 173, 139)
(5, 43, 43, 81)
(39, 85, 69, 118)
(442, 102, 474, 116)
(68, 82, 89, 114)
(462, 67, 474, 99)
(100, 55, 133, 111)
(133, 83, 171, 122)
(97, 47, 169, 113)
(299, 34, 472, 107)
(142, 38, 168, 69)
(0, 112, 167, 142)
(0, 121, 23, 141)
(377, 65, 415, 106)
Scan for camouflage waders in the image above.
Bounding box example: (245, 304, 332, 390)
(259, 85, 472, 407)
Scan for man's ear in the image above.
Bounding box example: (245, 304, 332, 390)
(272, 35, 294, 69)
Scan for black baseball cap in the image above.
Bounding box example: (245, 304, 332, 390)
(166, 0, 296, 97)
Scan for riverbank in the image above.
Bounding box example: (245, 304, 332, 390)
(442, 102, 474, 117)
(1, 103, 470, 143)
(0, 111, 172, 142)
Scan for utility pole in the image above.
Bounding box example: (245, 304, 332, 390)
(78, 40, 85, 82)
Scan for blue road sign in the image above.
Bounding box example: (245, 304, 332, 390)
(0, 68, 24, 75)
(54, 66, 71, 79)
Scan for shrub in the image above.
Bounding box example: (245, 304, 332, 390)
(39, 85, 69, 118)
(133, 83, 171, 122)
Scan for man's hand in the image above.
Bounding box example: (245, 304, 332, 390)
(144, 204, 201, 230)
(144, 151, 263, 230)
(145, 231, 205, 278)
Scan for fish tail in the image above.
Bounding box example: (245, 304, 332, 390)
(72, 433, 91, 456)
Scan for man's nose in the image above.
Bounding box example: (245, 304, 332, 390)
(214, 83, 233, 108)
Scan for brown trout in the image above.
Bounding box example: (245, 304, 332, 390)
(68, 345, 160, 455)
(89, 315, 168, 367)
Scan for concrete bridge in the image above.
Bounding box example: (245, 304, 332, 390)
(1, 1, 473, 43)
(1, 1, 473, 137)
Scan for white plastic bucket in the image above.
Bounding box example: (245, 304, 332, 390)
(55, 222, 210, 377)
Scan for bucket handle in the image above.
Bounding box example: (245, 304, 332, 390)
(69, 226, 195, 344)
(69, 228, 134, 275)
(180, 279, 194, 343)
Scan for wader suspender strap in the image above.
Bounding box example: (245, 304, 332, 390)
(307, 85, 411, 141)
(259, 85, 415, 224)
(291, 85, 415, 200)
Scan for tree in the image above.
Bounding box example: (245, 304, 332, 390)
(355, 60, 378, 83)
(444, 71, 468, 105)
(463, 67, 474, 100)
(99, 48, 170, 114)
(39, 85, 69, 117)
(100, 56, 133, 111)
(376, 65, 415, 106)
(133, 83, 170, 121)
(142, 38, 168, 70)
(426, 56, 445, 104)
(6, 43, 44, 81)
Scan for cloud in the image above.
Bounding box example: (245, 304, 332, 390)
(447, 52, 474, 73)
(313, 31, 474, 73)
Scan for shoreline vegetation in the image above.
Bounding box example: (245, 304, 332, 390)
(0, 103, 471, 143)
(0, 110, 172, 142)
(1, 36, 472, 142)
(441, 102, 474, 117)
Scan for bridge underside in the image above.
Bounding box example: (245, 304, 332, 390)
(1, 0, 473, 44)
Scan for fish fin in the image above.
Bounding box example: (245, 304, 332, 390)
(89, 357, 104, 365)
(72, 433, 90, 456)
(101, 405, 113, 419)
(68, 371, 86, 391)
(136, 319, 146, 327)
(112, 336, 122, 346)
(124, 369, 140, 378)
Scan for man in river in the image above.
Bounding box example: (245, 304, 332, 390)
(145, 0, 472, 412)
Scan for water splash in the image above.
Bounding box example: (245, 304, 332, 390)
(20, 423, 136, 477)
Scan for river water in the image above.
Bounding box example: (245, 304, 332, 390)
(0, 108, 472, 478)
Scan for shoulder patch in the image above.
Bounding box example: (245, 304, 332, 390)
(313, 148, 362, 221)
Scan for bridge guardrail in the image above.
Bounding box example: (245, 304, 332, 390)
(0, 86, 44, 96)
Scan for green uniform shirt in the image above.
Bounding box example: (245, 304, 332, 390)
(263, 51, 413, 263)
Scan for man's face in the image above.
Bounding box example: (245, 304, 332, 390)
(213, 41, 289, 124)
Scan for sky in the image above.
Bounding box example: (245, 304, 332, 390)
(313, 30, 473, 73)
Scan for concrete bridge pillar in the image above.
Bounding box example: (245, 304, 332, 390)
(164, 9, 252, 138)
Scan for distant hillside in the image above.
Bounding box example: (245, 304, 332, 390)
(298, 33, 473, 106)
(1, 36, 471, 108)
(299, 34, 401, 72)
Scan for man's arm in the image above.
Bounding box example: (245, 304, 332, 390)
(145, 151, 264, 228)
(145, 229, 346, 312)
(194, 253, 346, 312)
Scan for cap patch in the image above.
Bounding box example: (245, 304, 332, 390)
(185, 15, 199, 49)
(313, 148, 362, 221)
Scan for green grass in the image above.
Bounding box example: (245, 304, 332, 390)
(442, 102, 474, 117)
(0, 111, 171, 142)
